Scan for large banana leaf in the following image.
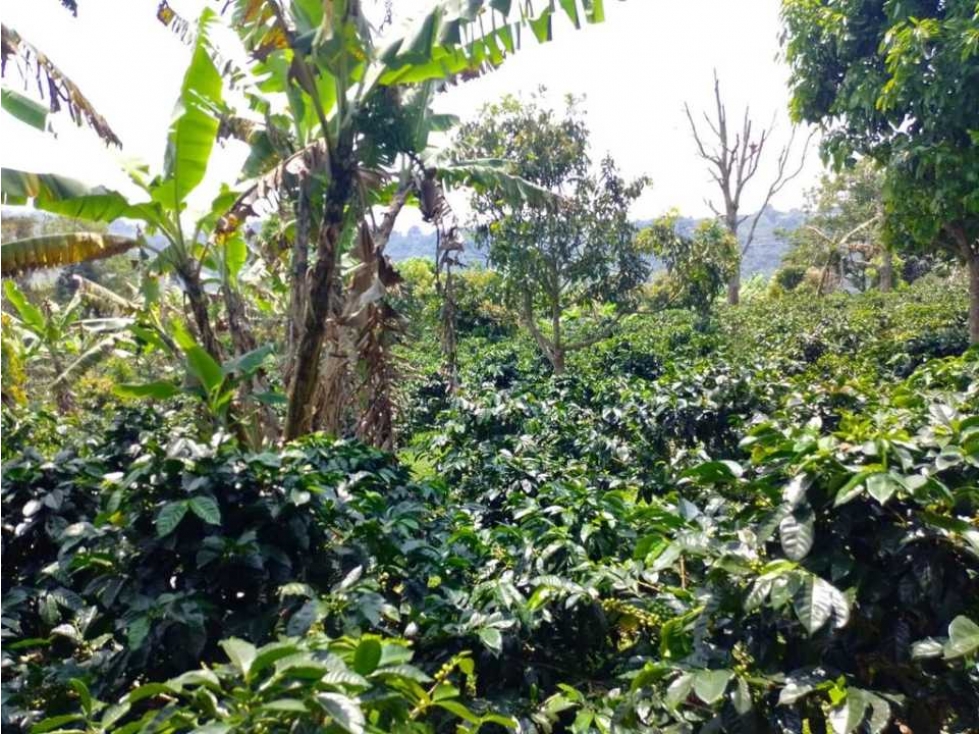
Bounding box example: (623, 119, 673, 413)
(1, 168, 169, 232)
(379, 0, 607, 85)
(2, 169, 133, 220)
(151, 9, 223, 209)
(1, 233, 139, 276)
(1, 88, 49, 132)
(435, 158, 557, 207)
(1, 24, 122, 146)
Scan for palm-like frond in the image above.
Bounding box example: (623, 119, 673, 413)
(1, 24, 122, 146)
(1, 233, 138, 276)
(434, 157, 557, 207)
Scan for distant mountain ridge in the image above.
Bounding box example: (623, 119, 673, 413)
(3, 205, 805, 277)
(386, 205, 804, 275)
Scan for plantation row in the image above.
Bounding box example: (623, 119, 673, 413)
(4, 282, 977, 733)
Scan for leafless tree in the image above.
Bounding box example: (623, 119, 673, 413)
(684, 72, 814, 304)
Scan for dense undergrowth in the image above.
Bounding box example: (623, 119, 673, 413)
(3, 280, 978, 733)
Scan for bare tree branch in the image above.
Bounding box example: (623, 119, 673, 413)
(740, 127, 815, 255)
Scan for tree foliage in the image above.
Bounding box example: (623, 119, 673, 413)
(637, 213, 738, 317)
(456, 93, 649, 372)
(781, 0, 979, 338)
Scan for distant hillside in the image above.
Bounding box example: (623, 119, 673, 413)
(386, 206, 804, 276)
(641, 206, 805, 277)
(384, 226, 487, 265)
(4, 205, 804, 277)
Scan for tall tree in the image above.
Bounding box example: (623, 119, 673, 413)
(456, 94, 649, 374)
(684, 73, 812, 304)
(782, 0, 979, 341)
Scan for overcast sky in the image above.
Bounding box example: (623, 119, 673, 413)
(1, 0, 824, 228)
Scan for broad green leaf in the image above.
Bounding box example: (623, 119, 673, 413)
(3, 280, 45, 333)
(221, 638, 257, 678)
(189, 496, 221, 525)
(793, 576, 848, 634)
(353, 638, 382, 675)
(315, 693, 365, 734)
(68, 679, 92, 715)
(127, 616, 151, 649)
(478, 627, 503, 654)
(30, 713, 84, 733)
(433, 700, 481, 723)
(252, 641, 301, 676)
(222, 344, 274, 376)
(153, 9, 222, 207)
(693, 669, 733, 705)
(943, 615, 979, 659)
(155, 501, 189, 537)
(2, 88, 48, 131)
(866, 692, 892, 734)
(224, 234, 247, 282)
(866, 472, 900, 504)
(123, 683, 172, 705)
(186, 345, 224, 393)
(910, 637, 944, 659)
(1, 168, 133, 221)
(828, 688, 868, 734)
(778, 671, 822, 705)
(779, 507, 815, 561)
(665, 673, 693, 708)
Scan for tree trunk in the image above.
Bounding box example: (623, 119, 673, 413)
(727, 268, 741, 306)
(879, 248, 894, 293)
(284, 152, 354, 441)
(947, 224, 979, 345)
(969, 246, 979, 345)
(550, 292, 564, 375)
(521, 291, 562, 375)
(221, 280, 278, 444)
(178, 264, 221, 360)
(551, 347, 565, 375)
(725, 213, 741, 306)
(285, 184, 311, 388)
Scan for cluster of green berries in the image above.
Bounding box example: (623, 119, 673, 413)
(601, 597, 663, 629)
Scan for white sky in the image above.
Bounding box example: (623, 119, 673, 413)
(0, 0, 824, 228)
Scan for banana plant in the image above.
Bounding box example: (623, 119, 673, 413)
(1, 10, 229, 355)
(219, 0, 601, 439)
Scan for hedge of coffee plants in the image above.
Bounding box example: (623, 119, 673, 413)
(3, 279, 977, 733)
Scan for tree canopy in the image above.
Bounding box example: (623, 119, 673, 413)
(456, 93, 649, 372)
(782, 0, 979, 338)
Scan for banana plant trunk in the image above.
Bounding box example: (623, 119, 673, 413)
(221, 281, 279, 443)
(177, 263, 221, 360)
(287, 183, 311, 371)
(284, 152, 354, 440)
(969, 244, 979, 345)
